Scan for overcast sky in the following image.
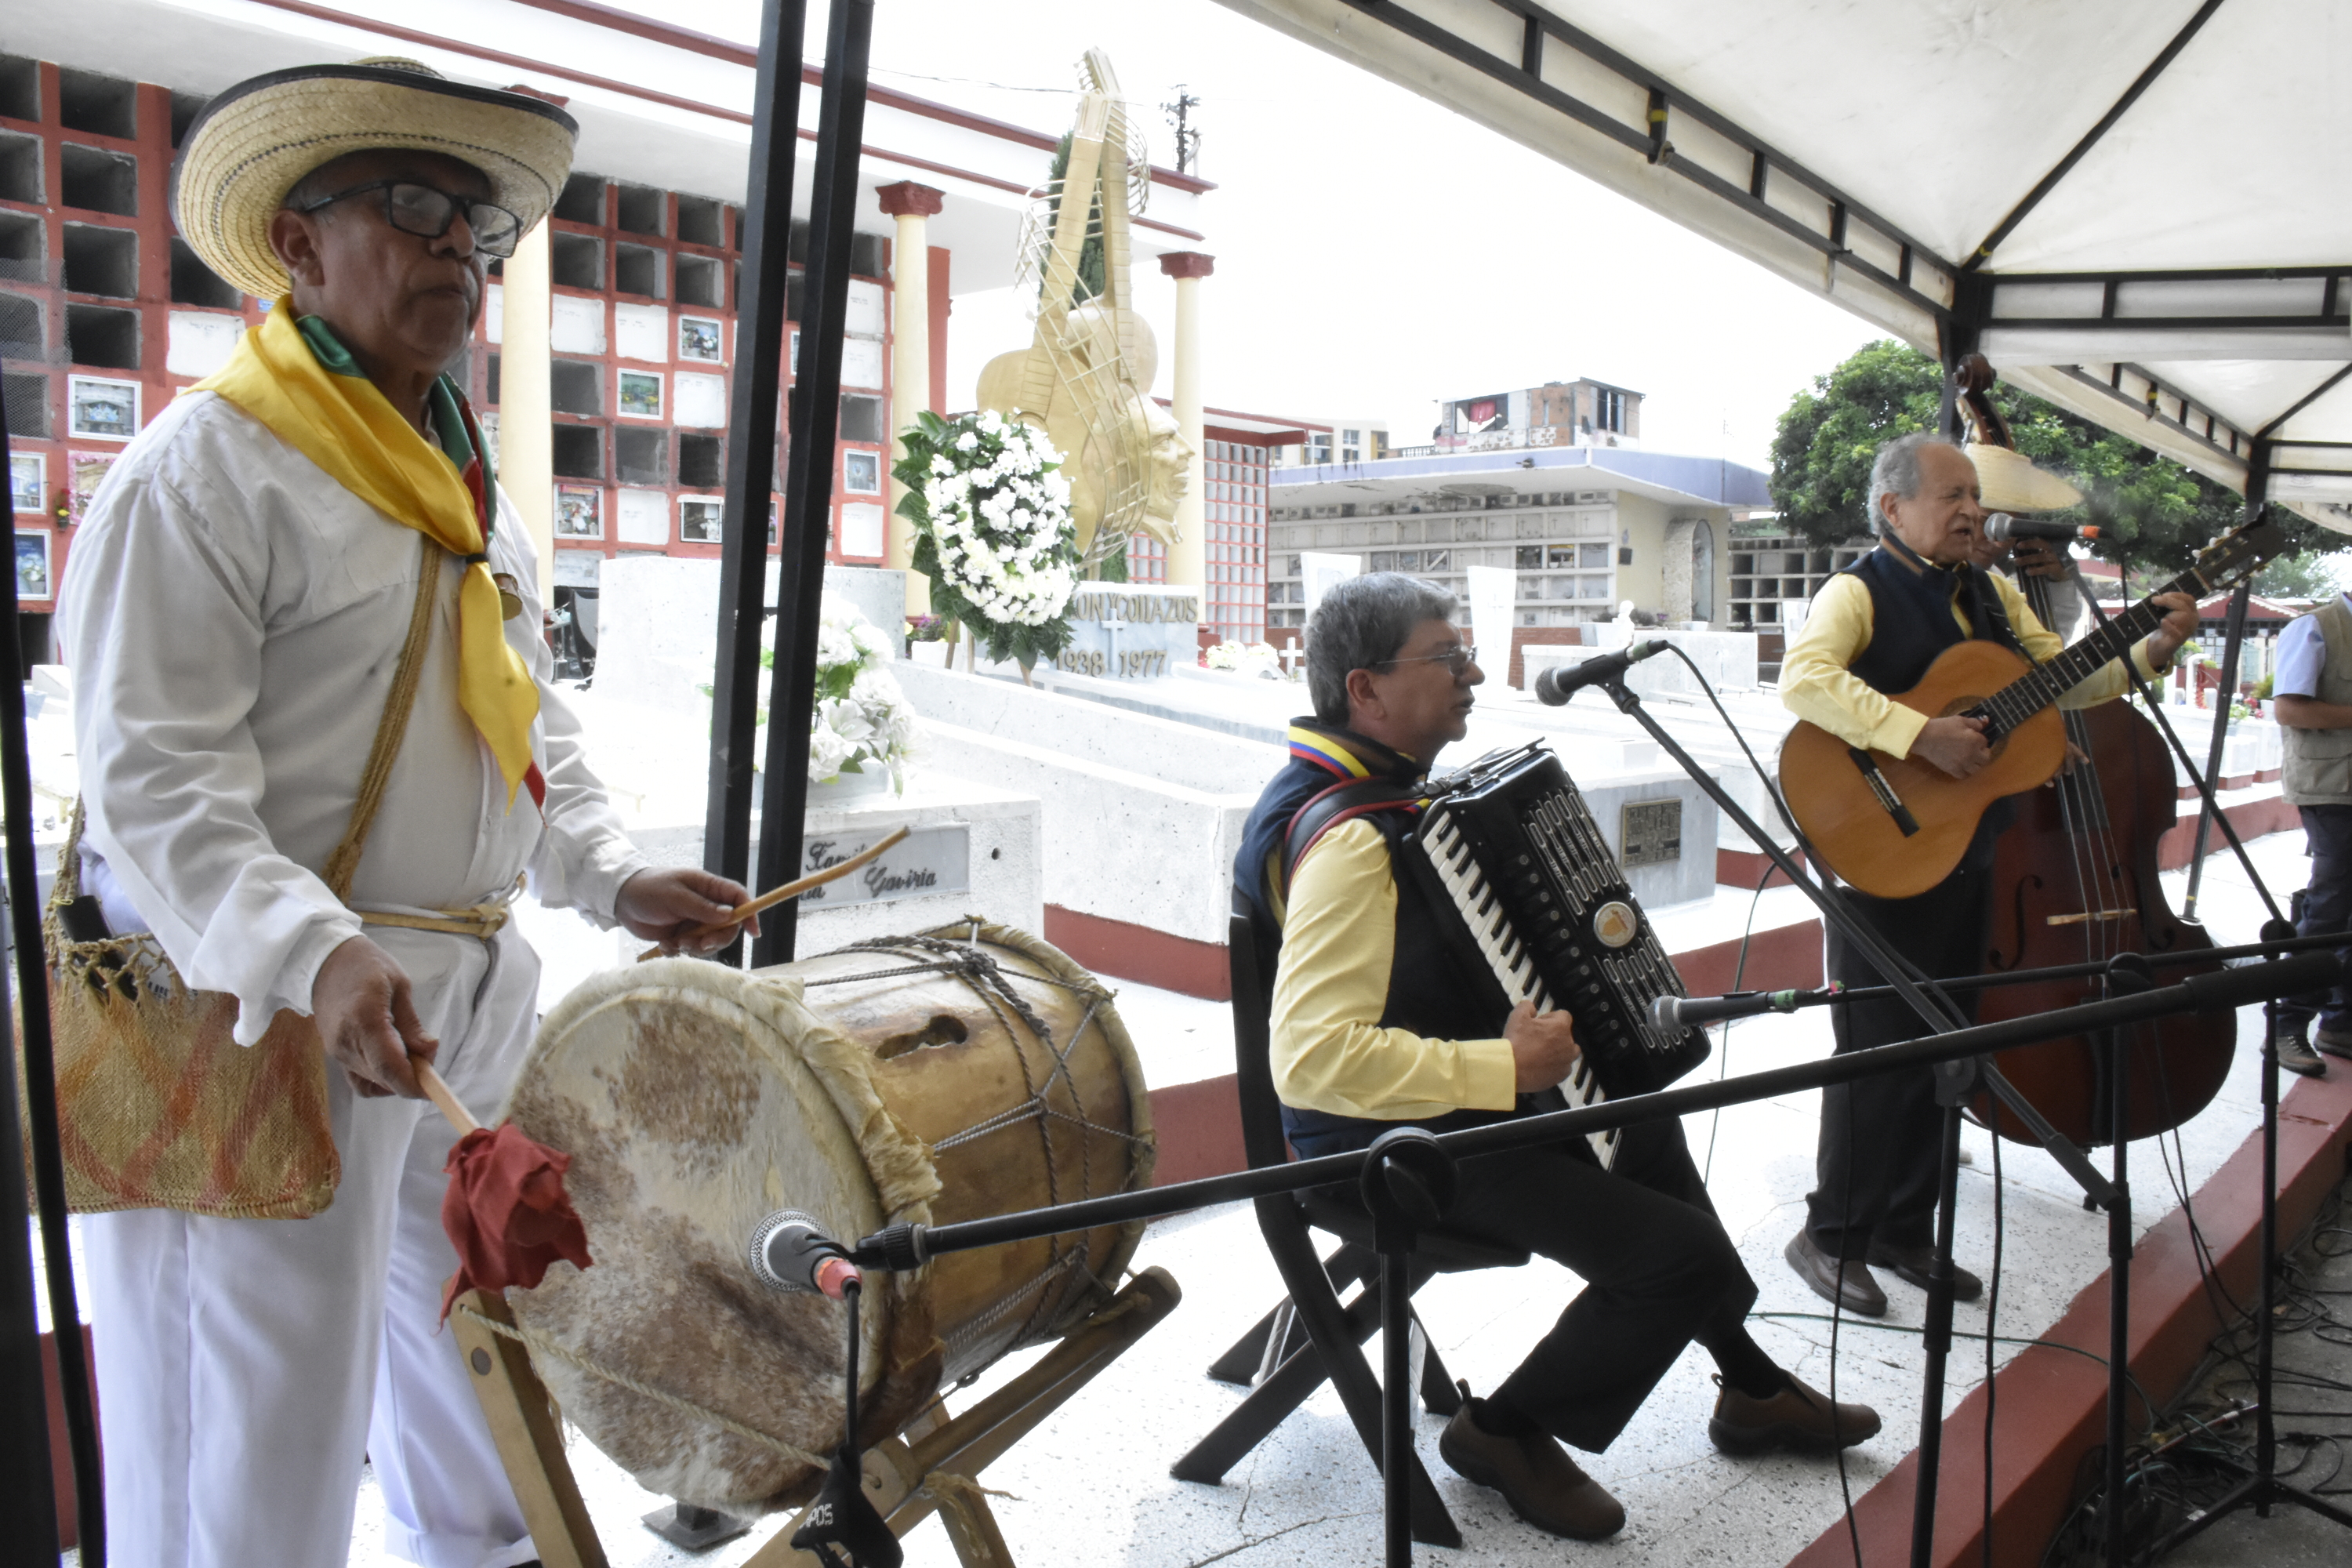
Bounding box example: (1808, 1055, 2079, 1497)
(650, 0, 1881, 469)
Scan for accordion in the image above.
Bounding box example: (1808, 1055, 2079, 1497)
(1406, 742, 1710, 1168)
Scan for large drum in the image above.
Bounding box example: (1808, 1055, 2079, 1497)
(501, 920, 1154, 1512)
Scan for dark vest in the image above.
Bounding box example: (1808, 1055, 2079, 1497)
(1839, 546, 2024, 873)
(1235, 723, 1521, 1156)
(1842, 546, 2024, 696)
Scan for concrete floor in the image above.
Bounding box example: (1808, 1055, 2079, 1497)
(328, 829, 2349, 1566)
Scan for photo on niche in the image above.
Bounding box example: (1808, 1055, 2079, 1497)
(680, 497, 722, 543)
(68, 376, 140, 441)
(617, 370, 664, 419)
(16, 532, 49, 601)
(554, 483, 603, 539)
(843, 449, 881, 495)
(69, 452, 117, 523)
(678, 315, 724, 364)
(9, 453, 42, 515)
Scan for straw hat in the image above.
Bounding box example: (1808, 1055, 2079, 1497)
(1965, 441, 2086, 514)
(173, 58, 578, 300)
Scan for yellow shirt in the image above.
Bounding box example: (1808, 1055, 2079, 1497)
(1268, 817, 1519, 1121)
(1779, 563, 2162, 758)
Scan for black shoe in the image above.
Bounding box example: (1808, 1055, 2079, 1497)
(1438, 1398, 1625, 1541)
(1784, 1229, 1886, 1316)
(1865, 1241, 1984, 1301)
(2274, 1022, 2328, 1079)
(1709, 1373, 1881, 1456)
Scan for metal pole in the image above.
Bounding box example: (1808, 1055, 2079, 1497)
(700, 0, 809, 964)
(1907, 1105, 1965, 1568)
(2183, 580, 2252, 917)
(0, 390, 70, 1560)
(1381, 1242, 1411, 1568)
(857, 956, 2328, 1266)
(2183, 441, 2268, 918)
(753, 0, 875, 967)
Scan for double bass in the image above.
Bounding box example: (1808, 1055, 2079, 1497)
(1956, 357, 2235, 1145)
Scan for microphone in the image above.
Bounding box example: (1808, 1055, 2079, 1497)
(1985, 513, 2100, 543)
(1534, 638, 1671, 705)
(748, 1209, 861, 1300)
(1651, 985, 1836, 1030)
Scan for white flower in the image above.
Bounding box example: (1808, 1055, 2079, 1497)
(807, 723, 855, 783)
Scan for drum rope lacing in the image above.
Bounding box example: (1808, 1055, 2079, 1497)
(455, 1304, 832, 1471)
(814, 927, 1150, 1355)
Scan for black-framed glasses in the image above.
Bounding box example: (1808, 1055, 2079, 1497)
(299, 180, 524, 258)
(1377, 644, 1478, 676)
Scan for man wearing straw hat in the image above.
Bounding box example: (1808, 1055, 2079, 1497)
(58, 60, 755, 1566)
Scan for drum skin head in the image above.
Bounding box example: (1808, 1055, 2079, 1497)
(503, 922, 1152, 1512)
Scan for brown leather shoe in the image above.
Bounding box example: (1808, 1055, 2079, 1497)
(2276, 1022, 2329, 1078)
(1785, 1228, 1886, 1316)
(1709, 1373, 1881, 1456)
(2314, 1024, 2352, 1061)
(1438, 1399, 1625, 1541)
(1865, 1241, 1984, 1301)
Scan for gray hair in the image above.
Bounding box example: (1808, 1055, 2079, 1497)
(1305, 573, 1458, 725)
(1866, 432, 1965, 534)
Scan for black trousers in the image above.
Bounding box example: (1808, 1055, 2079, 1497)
(2282, 803, 2352, 1033)
(1300, 1114, 1757, 1454)
(1805, 862, 1990, 1259)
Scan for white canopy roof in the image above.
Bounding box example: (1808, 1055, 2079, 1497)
(1220, 0, 2352, 528)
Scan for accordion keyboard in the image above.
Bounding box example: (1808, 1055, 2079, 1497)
(1410, 744, 1710, 1171)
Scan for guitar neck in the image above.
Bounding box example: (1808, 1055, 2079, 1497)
(1979, 566, 2200, 735)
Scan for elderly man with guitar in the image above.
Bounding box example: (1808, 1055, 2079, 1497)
(1774, 433, 2199, 1315)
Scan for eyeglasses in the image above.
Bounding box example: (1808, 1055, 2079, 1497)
(1377, 644, 1478, 676)
(298, 180, 524, 258)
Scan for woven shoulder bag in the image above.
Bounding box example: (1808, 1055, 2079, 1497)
(29, 541, 442, 1218)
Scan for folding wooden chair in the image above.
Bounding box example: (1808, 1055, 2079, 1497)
(1168, 906, 1528, 1548)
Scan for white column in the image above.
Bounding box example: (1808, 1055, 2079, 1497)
(500, 220, 554, 588)
(1159, 252, 1214, 631)
(878, 182, 944, 619)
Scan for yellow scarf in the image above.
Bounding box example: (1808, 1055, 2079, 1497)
(196, 303, 539, 804)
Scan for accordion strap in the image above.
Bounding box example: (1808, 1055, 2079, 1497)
(1278, 777, 1424, 902)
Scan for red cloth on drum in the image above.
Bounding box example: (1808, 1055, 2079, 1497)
(438, 1123, 594, 1319)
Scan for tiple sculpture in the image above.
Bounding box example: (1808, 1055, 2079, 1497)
(975, 49, 1192, 572)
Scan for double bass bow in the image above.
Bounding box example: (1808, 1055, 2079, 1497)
(1955, 357, 2235, 1145)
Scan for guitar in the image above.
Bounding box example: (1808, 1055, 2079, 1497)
(1779, 516, 2285, 899)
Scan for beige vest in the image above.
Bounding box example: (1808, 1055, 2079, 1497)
(2282, 596, 2352, 807)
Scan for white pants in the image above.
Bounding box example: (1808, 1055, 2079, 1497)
(85, 926, 544, 1568)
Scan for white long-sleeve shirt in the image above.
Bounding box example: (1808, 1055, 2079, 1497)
(58, 388, 649, 1043)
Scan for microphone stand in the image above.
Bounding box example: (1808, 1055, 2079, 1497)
(839, 957, 2332, 1567)
(1583, 670, 2118, 1568)
(2135, 919, 2352, 1563)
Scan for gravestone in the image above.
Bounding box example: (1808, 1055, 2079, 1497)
(1048, 583, 1201, 681)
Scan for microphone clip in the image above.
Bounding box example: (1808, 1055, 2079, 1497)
(750, 1210, 862, 1299)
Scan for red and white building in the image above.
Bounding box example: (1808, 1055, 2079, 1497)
(2, 0, 1215, 650)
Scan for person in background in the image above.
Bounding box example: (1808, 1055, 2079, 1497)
(2265, 584, 2352, 1077)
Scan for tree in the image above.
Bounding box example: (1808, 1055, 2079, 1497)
(1768, 340, 2336, 579)
(2252, 549, 2347, 601)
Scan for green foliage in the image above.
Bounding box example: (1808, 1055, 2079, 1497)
(892, 409, 1080, 667)
(2252, 548, 2347, 601)
(1767, 339, 2332, 575)
(1041, 132, 1105, 309)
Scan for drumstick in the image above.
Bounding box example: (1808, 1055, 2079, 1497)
(634, 825, 912, 963)
(416, 1061, 480, 1135)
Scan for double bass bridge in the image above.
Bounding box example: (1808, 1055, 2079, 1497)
(2045, 908, 2137, 927)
